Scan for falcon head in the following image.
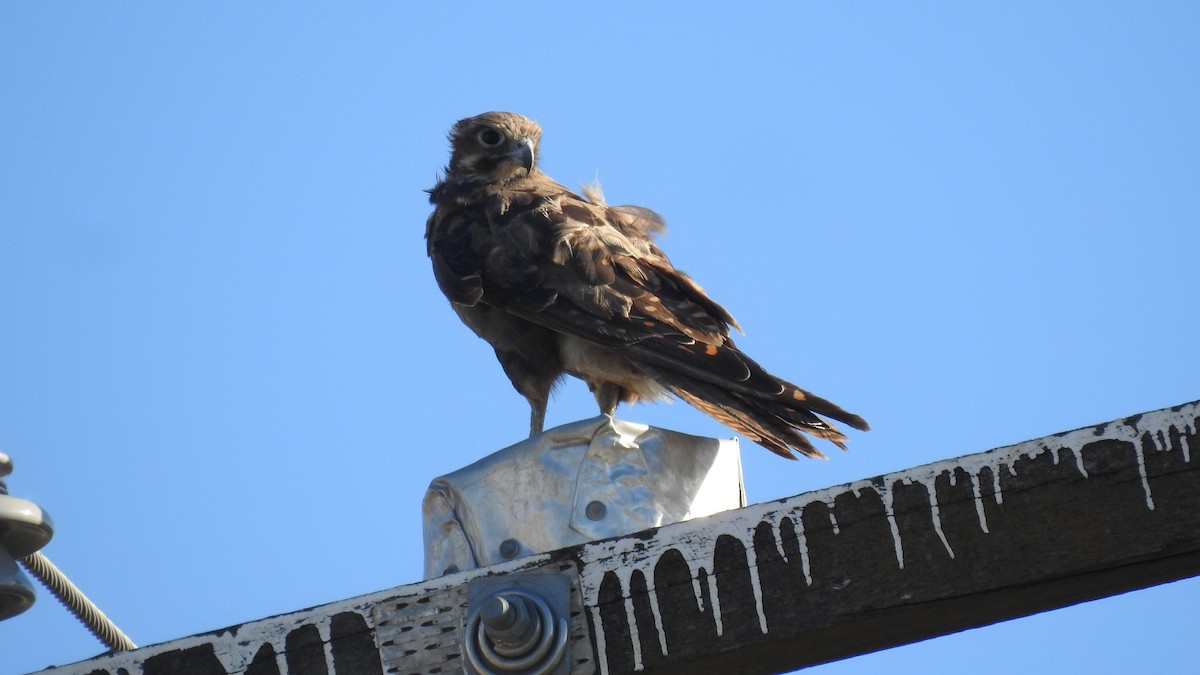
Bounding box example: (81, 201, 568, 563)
(446, 112, 543, 183)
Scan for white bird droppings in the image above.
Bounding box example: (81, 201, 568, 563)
(577, 403, 1197, 675)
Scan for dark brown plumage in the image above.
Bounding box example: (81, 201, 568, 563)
(425, 112, 869, 459)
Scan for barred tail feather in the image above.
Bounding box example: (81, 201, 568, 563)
(655, 370, 852, 460)
(629, 340, 869, 457)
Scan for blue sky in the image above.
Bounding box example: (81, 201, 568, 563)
(2, 3, 1197, 673)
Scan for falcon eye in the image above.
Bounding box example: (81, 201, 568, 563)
(477, 128, 505, 147)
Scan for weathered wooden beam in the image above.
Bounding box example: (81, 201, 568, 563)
(573, 400, 1200, 675)
(35, 400, 1199, 675)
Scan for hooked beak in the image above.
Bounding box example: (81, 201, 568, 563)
(507, 137, 536, 173)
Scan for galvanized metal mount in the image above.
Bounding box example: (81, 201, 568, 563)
(423, 416, 744, 579)
(464, 571, 573, 675)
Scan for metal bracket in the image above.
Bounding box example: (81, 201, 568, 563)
(464, 571, 573, 675)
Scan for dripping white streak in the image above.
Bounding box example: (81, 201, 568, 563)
(623, 588, 644, 670)
(871, 481, 905, 569)
(826, 501, 841, 534)
(645, 575, 669, 658)
(1063, 417, 1155, 510)
(1070, 444, 1089, 478)
(992, 464, 1004, 504)
(968, 471, 990, 533)
(705, 569, 725, 636)
(1134, 440, 1156, 510)
(316, 618, 336, 675)
(1152, 430, 1168, 452)
(953, 450, 1010, 515)
(591, 605, 611, 675)
(796, 518, 813, 585)
(1184, 417, 1197, 463)
(743, 540, 770, 634)
(678, 552, 708, 615)
(770, 513, 791, 563)
(920, 479, 955, 558)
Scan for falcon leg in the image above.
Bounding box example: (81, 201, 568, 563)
(529, 401, 546, 436)
(593, 382, 621, 417)
(492, 345, 558, 437)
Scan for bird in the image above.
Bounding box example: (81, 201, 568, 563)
(425, 112, 869, 459)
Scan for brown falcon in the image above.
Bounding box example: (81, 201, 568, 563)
(425, 112, 868, 459)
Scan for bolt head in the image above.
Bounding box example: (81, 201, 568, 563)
(585, 500, 607, 521)
(499, 538, 520, 559)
